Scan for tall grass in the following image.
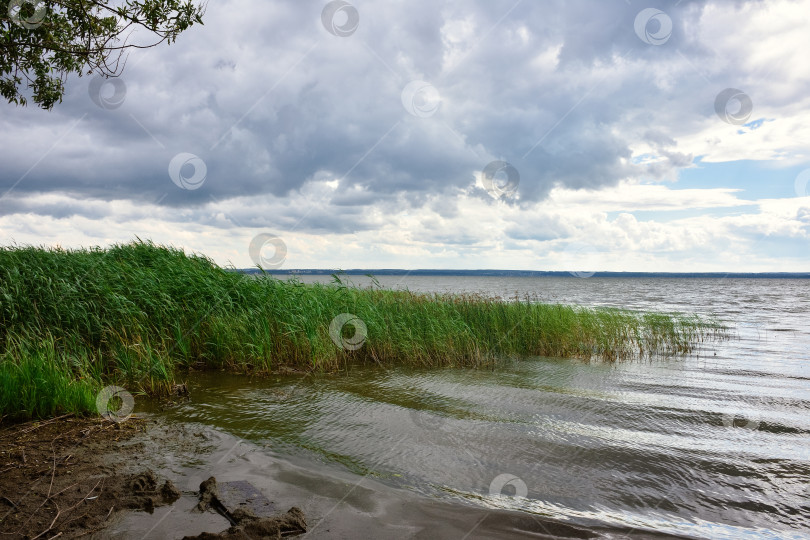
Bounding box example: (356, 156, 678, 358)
(0, 241, 724, 420)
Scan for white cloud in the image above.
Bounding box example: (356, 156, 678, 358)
(1, 180, 807, 271)
(1, 0, 809, 271)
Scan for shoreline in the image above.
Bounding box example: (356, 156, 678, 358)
(0, 242, 724, 422)
(1, 413, 694, 539)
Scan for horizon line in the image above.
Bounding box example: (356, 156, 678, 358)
(233, 268, 810, 278)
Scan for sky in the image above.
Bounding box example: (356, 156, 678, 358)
(2, 0, 810, 271)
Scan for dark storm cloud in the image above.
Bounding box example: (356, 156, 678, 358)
(0, 0, 750, 233)
(0, 194, 111, 220)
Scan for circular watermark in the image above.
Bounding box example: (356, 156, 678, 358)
(714, 88, 753, 125)
(168, 153, 207, 190)
(248, 233, 287, 269)
(562, 241, 602, 278)
(489, 473, 528, 498)
(8, 0, 46, 29)
(481, 160, 519, 199)
(634, 8, 672, 46)
(270, 385, 306, 402)
(88, 75, 127, 110)
(721, 409, 761, 430)
(96, 385, 135, 423)
(401, 80, 441, 118)
(720, 398, 764, 431)
(321, 1, 359, 37)
(329, 313, 367, 351)
(794, 169, 810, 197)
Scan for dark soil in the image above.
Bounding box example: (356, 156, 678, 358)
(186, 476, 306, 539)
(0, 415, 180, 539)
(180, 506, 307, 540)
(183, 476, 307, 540)
(0, 415, 308, 540)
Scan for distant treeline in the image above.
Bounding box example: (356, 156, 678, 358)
(240, 269, 810, 279)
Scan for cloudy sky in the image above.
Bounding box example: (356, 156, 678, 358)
(2, 0, 810, 271)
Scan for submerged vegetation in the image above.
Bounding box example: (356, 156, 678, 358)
(0, 241, 724, 420)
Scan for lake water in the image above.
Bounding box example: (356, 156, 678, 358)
(112, 277, 810, 539)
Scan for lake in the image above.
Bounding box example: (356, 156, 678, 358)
(111, 276, 810, 539)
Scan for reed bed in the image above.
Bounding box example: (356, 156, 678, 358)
(0, 241, 724, 420)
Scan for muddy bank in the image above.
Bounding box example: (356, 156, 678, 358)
(0, 415, 181, 539)
(0, 415, 310, 540)
(185, 476, 306, 539)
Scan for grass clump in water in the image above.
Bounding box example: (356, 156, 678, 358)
(0, 241, 724, 420)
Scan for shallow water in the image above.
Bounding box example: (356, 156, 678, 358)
(116, 277, 810, 539)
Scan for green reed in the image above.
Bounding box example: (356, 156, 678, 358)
(0, 241, 724, 420)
